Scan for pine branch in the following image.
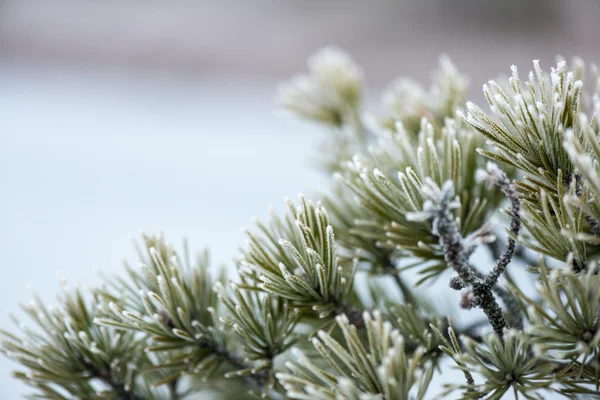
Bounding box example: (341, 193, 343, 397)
(331, 300, 366, 328)
(409, 179, 509, 337)
(167, 379, 179, 400)
(386, 266, 417, 305)
(241, 196, 360, 322)
(382, 256, 417, 305)
(217, 346, 271, 388)
(338, 116, 503, 283)
(0, 286, 158, 400)
(277, 312, 434, 399)
(480, 163, 521, 288)
(4, 48, 600, 400)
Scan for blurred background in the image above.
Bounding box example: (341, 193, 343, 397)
(1, 0, 599, 397)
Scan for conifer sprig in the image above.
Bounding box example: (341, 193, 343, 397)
(276, 311, 433, 400)
(94, 233, 274, 397)
(0, 285, 164, 400)
(459, 329, 556, 399)
(4, 48, 600, 400)
(513, 259, 600, 390)
(241, 196, 362, 325)
(337, 116, 501, 283)
(464, 59, 600, 269)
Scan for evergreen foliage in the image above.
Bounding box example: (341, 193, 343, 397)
(2, 47, 600, 399)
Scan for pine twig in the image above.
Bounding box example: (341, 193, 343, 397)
(332, 300, 366, 328)
(219, 347, 271, 387)
(481, 163, 521, 288)
(382, 257, 417, 304)
(167, 379, 179, 400)
(409, 178, 509, 338)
